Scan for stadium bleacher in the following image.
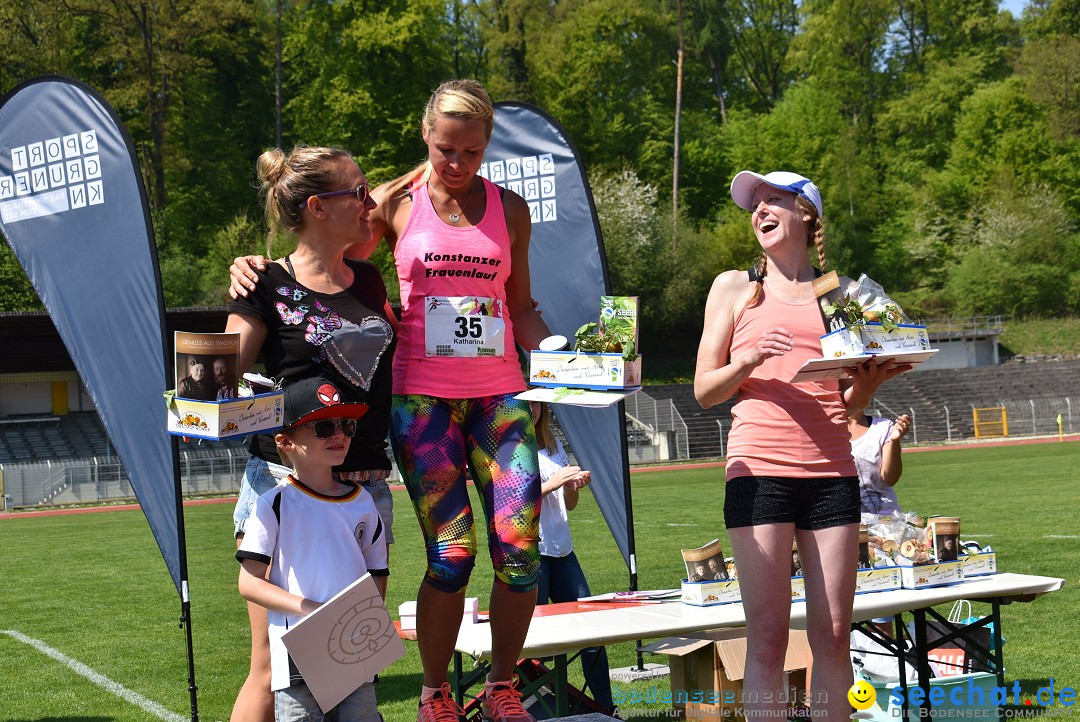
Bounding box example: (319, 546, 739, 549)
(644, 358, 1080, 454)
(0, 411, 249, 465)
(1, 359, 1077, 466)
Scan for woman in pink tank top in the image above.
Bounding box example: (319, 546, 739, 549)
(694, 171, 906, 722)
(368, 80, 551, 722)
(230, 81, 553, 722)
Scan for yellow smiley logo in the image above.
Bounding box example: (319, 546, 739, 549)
(848, 679, 877, 710)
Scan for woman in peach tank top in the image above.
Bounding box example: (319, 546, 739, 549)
(694, 171, 906, 721)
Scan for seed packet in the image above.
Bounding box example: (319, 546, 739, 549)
(599, 296, 639, 346)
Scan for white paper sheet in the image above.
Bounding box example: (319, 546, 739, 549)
(281, 573, 405, 712)
(515, 386, 641, 407)
(790, 350, 938, 383)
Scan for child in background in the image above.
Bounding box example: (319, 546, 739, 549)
(530, 400, 614, 713)
(848, 411, 911, 515)
(237, 376, 389, 721)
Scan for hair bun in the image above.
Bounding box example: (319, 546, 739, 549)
(257, 149, 289, 187)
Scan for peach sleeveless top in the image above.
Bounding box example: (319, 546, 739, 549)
(724, 280, 856, 481)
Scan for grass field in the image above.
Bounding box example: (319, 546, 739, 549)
(2, 441, 1078, 721)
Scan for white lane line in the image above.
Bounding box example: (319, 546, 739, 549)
(1045, 534, 1080, 539)
(1, 629, 185, 721)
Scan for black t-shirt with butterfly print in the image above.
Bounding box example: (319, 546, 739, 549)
(228, 258, 395, 472)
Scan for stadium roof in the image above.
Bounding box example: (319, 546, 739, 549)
(0, 307, 228, 375)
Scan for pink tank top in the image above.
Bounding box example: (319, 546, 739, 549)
(724, 281, 856, 481)
(392, 177, 525, 398)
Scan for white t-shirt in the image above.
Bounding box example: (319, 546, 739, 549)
(537, 440, 574, 558)
(237, 476, 389, 691)
(851, 417, 901, 515)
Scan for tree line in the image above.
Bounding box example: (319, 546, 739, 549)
(1, 0, 1077, 353)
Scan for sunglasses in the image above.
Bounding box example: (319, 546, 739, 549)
(299, 183, 370, 209)
(290, 418, 358, 439)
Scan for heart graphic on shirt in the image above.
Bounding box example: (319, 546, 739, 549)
(317, 316, 393, 392)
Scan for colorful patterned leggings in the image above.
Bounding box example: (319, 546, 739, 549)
(390, 393, 540, 593)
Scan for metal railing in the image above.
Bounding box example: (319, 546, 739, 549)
(2, 447, 252, 508)
(4, 392, 1072, 508)
(623, 390, 690, 460)
(922, 315, 1004, 337)
(851, 395, 1074, 445)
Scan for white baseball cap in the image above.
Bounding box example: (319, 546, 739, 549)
(730, 171, 823, 217)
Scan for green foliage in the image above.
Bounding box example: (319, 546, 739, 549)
(1, 0, 1079, 331)
(590, 168, 723, 350)
(1018, 34, 1080, 141)
(190, 213, 266, 306)
(528, 0, 674, 171)
(998, 316, 1080, 354)
(0, 245, 41, 312)
(284, 0, 451, 178)
(718, 0, 800, 109)
(948, 250, 1061, 317)
(878, 54, 998, 174)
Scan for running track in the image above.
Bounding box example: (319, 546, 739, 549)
(3, 434, 1077, 520)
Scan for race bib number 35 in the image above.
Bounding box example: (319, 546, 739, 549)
(425, 296, 506, 357)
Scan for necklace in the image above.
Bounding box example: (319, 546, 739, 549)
(428, 179, 476, 224)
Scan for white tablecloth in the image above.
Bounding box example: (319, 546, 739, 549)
(453, 572, 1063, 660)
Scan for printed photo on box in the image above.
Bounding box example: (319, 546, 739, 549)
(174, 331, 240, 400)
(683, 539, 728, 582)
(929, 517, 961, 562)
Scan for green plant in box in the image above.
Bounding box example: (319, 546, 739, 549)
(574, 322, 638, 361)
(825, 295, 904, 333)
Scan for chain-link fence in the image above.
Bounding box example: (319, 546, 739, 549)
(866, 396, 1076, 445)
(623, 391, 690, 462)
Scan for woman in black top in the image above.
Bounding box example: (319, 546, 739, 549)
(225, 145, 396, 722)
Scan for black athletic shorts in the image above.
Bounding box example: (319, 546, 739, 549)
(724, 475, 860, 530)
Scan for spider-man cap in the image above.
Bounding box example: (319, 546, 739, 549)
(282, 376, 368, 430)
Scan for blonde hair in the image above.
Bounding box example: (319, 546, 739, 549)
(533, 402, 558, 454)
(746, 194, 826, 307)
(383, 79, 495, 200)
(256, 145, 354, 256)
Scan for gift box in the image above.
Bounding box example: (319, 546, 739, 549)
(856, 566, 903, 594)
(681, 578, 741, 606)
(900, 560, 965, 589)
(859, 323, 930, 354)
(960, 551, 998, 577)
(820, 326, 865, 358)
(819, 323, 930, 358)
(528, 350, 642, 390)
(791, 576, 806, 602)
(166, 390, 284, 440)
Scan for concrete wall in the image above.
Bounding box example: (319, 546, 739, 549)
(918, 337, 999, 371)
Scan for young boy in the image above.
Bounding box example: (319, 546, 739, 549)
(236, 376, 389, 721)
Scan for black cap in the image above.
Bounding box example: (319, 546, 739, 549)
(282, 376, 368, 429)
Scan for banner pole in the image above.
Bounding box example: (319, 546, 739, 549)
(181, 598, 199, 720)
(168, 340, 199, 722)
(616, 399, 648, 671)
